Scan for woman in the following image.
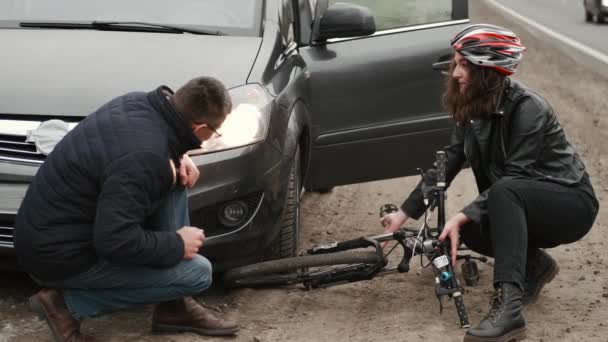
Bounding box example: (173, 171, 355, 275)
(381, 24, 599, 342)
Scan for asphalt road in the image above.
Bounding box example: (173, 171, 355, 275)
(493, 0, 608, 55)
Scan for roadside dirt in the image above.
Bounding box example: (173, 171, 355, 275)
(2, 1, 608, 341)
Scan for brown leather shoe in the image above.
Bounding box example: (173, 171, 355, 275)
(29, 288, 96, 342)
(152, 297, 239, 336)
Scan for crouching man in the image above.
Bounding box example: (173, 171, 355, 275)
(14, 77, 239, 341)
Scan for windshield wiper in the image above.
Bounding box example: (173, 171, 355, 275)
(92, 21, 223, 35)
(20, 21, 223, 36)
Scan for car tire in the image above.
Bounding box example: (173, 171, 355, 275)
(597, 13, 606, 24)
(265, 146, 301, 260)
(585, 10, 593, 22)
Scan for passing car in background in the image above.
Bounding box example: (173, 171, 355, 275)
(0, 0, 469, 271)
(585, 0, 608, 23)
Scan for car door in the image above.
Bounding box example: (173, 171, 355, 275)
(298, 0, 469, 189)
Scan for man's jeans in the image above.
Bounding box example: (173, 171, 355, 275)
(36, 187, 212, 320)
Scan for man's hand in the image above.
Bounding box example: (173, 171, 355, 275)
(177, 226, 205, 260)
(169, 160, 177, 185)
(179, 154, 200, 188)
(380, 209, 409, 248)
(438, 212, 470, 266)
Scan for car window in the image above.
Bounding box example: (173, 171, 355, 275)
(328, 0, 452, 31)
(296, 0, 314, 44)
(280, 0, 295, 46)
(309, 0, 318, 18)
(0, 0, 263, 36)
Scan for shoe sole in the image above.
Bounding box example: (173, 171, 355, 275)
(152, 323, 239, 336)
(29, 295, 63, 342)
(524, 258, 560, 306)
(463, 326, 526, 342)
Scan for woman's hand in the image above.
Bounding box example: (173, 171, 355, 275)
(380, 209, 409, 248)
(179, 154, 200, 188)
(438, 212, 470, 266)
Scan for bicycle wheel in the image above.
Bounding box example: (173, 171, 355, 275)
(223, 250, 381, 288)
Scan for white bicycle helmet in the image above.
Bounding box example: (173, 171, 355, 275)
(450, 24, 526, 76)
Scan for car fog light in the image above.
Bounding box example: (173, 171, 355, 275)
(219, 201, 248, 227)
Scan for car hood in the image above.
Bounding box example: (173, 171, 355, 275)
(0, 29, 262, 117)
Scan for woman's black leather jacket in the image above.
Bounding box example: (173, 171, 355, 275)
(402, 79, 588, 223)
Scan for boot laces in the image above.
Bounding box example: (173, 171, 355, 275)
(200, 301, 222, 313)
(485, 287, 504, 322)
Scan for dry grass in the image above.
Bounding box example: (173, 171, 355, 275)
(330, 0, 452, 30)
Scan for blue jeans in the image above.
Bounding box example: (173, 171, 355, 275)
(37, 187, 212, 320)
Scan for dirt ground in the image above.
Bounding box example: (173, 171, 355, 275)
(2, 1, 608, 341)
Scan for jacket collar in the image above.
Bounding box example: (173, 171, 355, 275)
(147, 86, 201, 160)
(493, 78, 529, 118)
(492, 78, 511, 117)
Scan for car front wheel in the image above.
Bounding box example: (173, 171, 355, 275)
(265, 146, 301, 260)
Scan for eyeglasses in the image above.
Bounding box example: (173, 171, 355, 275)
(205, 124, 222, 138)
(192, 119, 222, 138)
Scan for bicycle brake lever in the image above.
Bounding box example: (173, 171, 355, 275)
(416, 167, 425, 180)
(363, 237, 388, 268)
(456, 254, 488, 263)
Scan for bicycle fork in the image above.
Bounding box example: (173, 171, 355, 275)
(433, 263, 470, 329)
(430, 151, 470, 329)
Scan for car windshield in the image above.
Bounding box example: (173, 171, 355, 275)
(0, 0, 263, 36)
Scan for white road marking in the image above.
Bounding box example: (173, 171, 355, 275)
(486, 0, 608, 66)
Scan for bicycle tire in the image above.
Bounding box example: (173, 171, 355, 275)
(223, 250, 381, 288)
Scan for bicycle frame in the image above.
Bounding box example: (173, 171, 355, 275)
(306, 151, 471, 328)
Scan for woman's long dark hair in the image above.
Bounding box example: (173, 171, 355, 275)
(443, 60, 506, 125)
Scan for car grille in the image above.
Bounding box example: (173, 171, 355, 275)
(0, 117, 79, 165)
(0, 213, 15, 247)
(190, 192, 264, 237)
(0, 133, 46, 164)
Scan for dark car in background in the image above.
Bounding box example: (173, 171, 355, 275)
(585, 0, 608, 23)
(0, 0, 469, 271)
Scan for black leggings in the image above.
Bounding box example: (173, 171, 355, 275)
(459, 178, 598, 289)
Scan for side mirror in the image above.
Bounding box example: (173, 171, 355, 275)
(313, 3, 375, 42)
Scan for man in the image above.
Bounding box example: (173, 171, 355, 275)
(14, 77, 239, 341)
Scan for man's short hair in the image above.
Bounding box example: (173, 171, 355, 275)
(172, 77, 232, 125)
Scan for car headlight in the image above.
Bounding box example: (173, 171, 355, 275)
(189, 84, 272, 155)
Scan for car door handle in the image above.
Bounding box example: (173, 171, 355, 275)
(432, 60, 452, 75)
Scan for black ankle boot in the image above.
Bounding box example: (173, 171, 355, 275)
(464, 283, 526, 342)
(522, 249, 559, 305)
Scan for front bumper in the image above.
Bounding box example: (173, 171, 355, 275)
(0, 140, 292, 271)
(187, 141, 292, 271)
